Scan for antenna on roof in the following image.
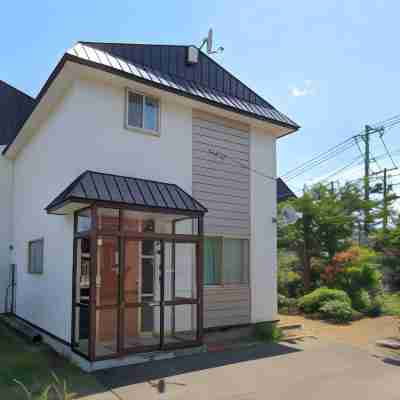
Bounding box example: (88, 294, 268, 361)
(199, 28, 224, 55)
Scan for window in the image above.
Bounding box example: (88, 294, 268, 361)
(28, 239, 44, 274)
(126, 90, 160, 134)
(204, 238, 221, 285)
(203, 238, 249, 285)
(223, 239, 249, 284)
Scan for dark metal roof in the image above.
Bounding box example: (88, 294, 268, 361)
(46, 170, 208, 215)
(0, 80, 35, 145)
(68, 42, 299, 130)
(277, 178, 297, 202)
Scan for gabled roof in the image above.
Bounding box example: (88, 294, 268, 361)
(0, 80, 35, 145)
(67, 42, 299, 131)
(46, 170, 207, 215)
(3, 41, 300, 157)
(277, 178, 297, 202)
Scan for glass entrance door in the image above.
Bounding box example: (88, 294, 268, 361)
(122, 239, 161, 352)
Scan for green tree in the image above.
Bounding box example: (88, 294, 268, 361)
(278, 183, 371, 292)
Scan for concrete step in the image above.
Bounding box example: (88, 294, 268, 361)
(278, 323, 304, 331)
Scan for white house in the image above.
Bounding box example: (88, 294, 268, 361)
(0, 41, 299, 370)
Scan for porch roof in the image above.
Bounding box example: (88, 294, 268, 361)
(46, 170, 207, 216)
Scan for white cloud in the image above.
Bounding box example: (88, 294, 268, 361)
(289, 80, 317, 97)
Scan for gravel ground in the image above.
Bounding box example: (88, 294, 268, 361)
(279, 314, 400, 356)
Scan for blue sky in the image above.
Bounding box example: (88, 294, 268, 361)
(1, 1, 399, 192)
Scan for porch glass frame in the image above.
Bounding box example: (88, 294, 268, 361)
(71, 204, 204, 362)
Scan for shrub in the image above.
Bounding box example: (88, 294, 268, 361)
(298, 288, 351, 314)
(351, 289, 371, 313)
(254, 322, 283, 342)
(319, 300, 353, 323)
(366, 296, 384, 317)
(278, 295, 298, 315)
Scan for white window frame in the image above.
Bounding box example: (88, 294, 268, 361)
(28, 238, 44, 275)
(125, 88, 161, 137)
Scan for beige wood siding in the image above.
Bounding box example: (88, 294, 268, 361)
(192, 110, 250, 237)
(193, 111, 251, 328)
(204, 286, 251, 328)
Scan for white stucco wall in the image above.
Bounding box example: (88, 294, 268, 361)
(0, 147, 13, 313)
(12, 77, 193, 342)
(250, 128, 277, 323)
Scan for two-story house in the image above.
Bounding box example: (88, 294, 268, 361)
(0, 41, 299, 370)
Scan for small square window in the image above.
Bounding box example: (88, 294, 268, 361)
(28, 239, 44, 274)
(126, 90, 160, 134)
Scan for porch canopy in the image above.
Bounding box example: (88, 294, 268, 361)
(46, 170, 207, 362)
(46, 170, 207, 216)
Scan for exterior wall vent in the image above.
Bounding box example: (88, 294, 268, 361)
(186, 46, 199, 64)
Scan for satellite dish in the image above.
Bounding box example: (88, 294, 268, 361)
(281, 206, 302, 226)
(207, 29, 213, 53)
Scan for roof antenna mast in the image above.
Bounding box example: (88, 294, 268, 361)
(199, 28, 224, 55)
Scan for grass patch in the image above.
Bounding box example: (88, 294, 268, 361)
(254, 322, 283, 342)
(0, 318, 105, 399)
(382, 293, 400, 316)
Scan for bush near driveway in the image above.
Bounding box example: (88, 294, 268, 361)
(298, 288, 351, 314)
(319, 300, 353, 323)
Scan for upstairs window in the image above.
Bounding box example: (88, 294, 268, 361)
(28, 239, 44, 274)
(126, 90, 160, 134)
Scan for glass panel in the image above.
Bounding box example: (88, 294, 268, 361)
(96, 309, 118, 357)
(76, 209, 91, 233)
(97, 208, 119, 231)
(204, 238, 221, 285)
(73, 238, 91, 355)
(96, 237, 119, 306)
(123, 239, 162, 304)
(73, 305, 90, 355)
(164, 304, 197, 345)
(223, 239, 249, 284)
(124, 305, 160, 350)
(174, 218, 196, 235)
(75, 238, 91, 304)
(122, 210, 178, 234)
(164, 242, 197, 302)
(144, 96, 159, 131)
(127, 91, 143, 128)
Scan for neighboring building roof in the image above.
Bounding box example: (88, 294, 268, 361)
(46, 170, 208, 215)
(0, 80, 35, 145)
(68, 42, 299, 131)
(277, 178, 297, 202)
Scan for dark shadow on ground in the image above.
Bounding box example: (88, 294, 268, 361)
(95, 343, 300, 389)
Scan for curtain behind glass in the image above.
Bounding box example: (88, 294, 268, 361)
(204, 238, 221, 285)
(223, 239, 249, 284)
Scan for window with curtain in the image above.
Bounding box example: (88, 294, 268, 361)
(223, 239, 249, 284)
(204, 238, 221, 285)
(203, 237, 249, 285)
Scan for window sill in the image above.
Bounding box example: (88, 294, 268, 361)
(124, 124, 161, 138)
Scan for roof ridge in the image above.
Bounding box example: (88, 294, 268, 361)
(0, 79, 35, 101)
(80, 42, 274, 108)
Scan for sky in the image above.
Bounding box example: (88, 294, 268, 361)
(1, 1, 399, 193)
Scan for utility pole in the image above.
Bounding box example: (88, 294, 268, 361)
(370, 166, 397, 232)
(383, 168, 388, 232)
(362, 125, 372, 234)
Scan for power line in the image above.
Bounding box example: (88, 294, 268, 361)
(380, 134, 398, 169)
(281, 137, 356, 179)
(283, 140, 357, 181)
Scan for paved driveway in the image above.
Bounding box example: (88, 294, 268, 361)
(93, 341, 400, 400)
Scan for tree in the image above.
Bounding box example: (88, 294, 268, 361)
(278, 183, 370, 292)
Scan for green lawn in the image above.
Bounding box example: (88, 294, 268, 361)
(382, 293, 400, 316)
(0, 318, 106, 399)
